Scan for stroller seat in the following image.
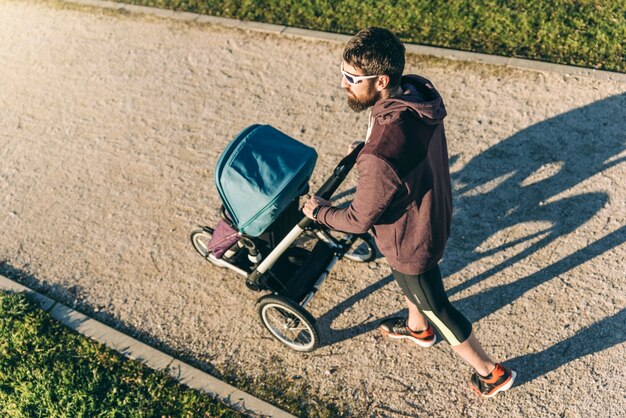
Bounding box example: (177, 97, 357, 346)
(214, 124, 317, 238)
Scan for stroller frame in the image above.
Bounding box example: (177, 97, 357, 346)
(191, 143, 375, 351)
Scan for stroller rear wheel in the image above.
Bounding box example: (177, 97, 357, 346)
(257, 295, 319, 352)
(343, 233, 376, 263)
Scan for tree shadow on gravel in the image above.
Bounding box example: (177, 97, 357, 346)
(448, 92, 625, 322)
(318, 93, 626, 372)
(507, 307, 625, 386)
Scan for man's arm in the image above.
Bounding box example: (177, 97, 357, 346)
(314, 153, 402, 234)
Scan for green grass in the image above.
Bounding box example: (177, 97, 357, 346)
(0, 292, 243, 417)
(118, 0, 625, 73)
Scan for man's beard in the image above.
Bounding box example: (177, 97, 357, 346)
(347, 85, 381, 112)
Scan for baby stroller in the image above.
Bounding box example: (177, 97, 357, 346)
(190, 125, 376, 352)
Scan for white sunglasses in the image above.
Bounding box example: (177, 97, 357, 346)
(340, 63, 380, 85)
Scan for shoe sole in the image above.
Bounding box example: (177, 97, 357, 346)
(472, 370, 517, 398)
(380, 328, 437, 348)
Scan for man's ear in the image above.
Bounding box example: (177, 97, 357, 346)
(375, 75, 391, 91)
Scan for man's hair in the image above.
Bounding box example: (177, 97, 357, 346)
(343, 27, 405, 88)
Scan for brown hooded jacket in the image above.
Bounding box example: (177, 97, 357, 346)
(316, 75, 452, 275)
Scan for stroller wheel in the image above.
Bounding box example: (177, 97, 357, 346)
(190, 228, 213, 258)
(257, 295, 319, 352)
(343, 234, 376, 263)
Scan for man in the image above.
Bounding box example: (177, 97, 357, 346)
(302, 27, 516, 398)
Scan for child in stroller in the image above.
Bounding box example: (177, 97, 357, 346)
(191, 125, 376, 352)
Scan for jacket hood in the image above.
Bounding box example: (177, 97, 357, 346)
(371, 75, 447, 125)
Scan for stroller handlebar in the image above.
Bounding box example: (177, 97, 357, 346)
(298, 141, 365, 228)
(317, 140, 364, 198)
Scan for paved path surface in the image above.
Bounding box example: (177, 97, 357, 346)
(1, 1, 625, 416)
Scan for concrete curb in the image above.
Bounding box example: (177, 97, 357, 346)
(0, 275, 296, 418)
(58, 0, 626, 82)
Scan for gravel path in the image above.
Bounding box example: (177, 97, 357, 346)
(1, 1, 625, 416)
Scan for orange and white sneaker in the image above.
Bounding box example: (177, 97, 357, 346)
(379, 317, 436, 348)
(470, 363, 516, 398)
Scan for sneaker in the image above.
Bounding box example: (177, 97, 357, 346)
(470, 363, 516, 398)
(379, 317, 436, 348)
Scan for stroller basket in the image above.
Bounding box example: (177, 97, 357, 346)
(263, 241, 335, 302)
(214, 124, 317, 237)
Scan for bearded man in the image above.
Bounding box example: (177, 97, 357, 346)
(303, 27, 516, 398)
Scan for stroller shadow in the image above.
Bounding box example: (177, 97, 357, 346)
(317, 93, 626, 380)
(316, 274, 396, 345)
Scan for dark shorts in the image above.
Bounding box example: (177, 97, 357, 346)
(391, 264, 472, 346)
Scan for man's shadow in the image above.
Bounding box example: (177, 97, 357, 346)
(317, 93, 626, 380)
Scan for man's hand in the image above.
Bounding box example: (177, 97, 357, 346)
(302, 195, 332, 220)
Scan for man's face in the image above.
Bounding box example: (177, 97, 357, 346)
(341, 61, 381, 112)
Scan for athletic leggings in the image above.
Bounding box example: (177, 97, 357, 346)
(391, 264, 472, 346)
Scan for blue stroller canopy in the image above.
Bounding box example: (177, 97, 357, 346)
(215, 125, 317, 237)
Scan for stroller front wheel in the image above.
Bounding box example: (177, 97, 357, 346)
(257, 295, 319, 352)
(190, 228, 213, 258)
